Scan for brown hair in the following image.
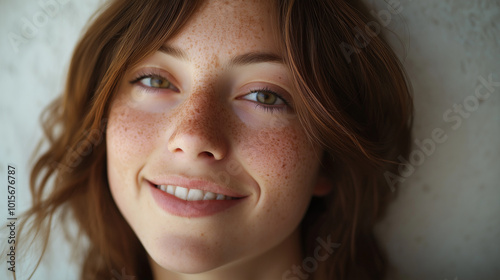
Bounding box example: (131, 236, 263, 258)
(278, 1, 412, 279)
(20, 0, 412, 279)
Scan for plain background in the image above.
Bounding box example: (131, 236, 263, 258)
(1, 0, 499, 279)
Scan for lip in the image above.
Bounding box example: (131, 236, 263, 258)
(148, 175, 247, 198)
(146, 176, 249, 218)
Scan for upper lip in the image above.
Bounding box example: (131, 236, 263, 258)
(147, 175, 248, 198)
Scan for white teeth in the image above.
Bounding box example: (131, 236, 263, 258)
(174, 186, 188, 200)
(203, 192, 216, 200)
(157, 185, 234, 201)
(166, 185, 175, 195)
(187, 189, 204, 201)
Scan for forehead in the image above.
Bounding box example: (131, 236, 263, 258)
(168, 0, 279, 58)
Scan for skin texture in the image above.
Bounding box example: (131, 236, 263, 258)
(106, 0, 328, 279)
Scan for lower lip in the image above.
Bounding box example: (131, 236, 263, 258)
(148, 183, 246, 218)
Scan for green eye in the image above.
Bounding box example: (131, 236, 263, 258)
(256, 91, 277, 105)
(143, 77, 172, 88)
(244, 90, 285, 106)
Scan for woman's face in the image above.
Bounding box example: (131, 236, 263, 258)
(107, 0, 325, 275)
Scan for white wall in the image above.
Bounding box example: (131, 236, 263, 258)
(362, 1, 500, 279)
(0, 0, 103, 278)
(1, 0, 498, 279)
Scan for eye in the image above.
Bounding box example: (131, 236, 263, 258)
(138, 75, 178, 91)
(242, 88, 287, 106)
(240, 88, 290, 113)
(130, 73, 179, 92)
(141, 76, 172, 88)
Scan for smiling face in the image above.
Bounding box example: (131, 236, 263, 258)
(106, 0, 326, 277)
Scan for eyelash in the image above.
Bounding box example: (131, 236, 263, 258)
(248, 87, 290, 113)
(130, 74, 290, 113)
(129, 72, 178, 93)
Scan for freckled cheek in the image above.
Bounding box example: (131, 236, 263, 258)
(106, 104, 164, 174)
(239, 126, 321, 206)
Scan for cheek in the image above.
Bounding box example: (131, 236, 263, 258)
(106, 101, 163, 174)
(238, 124, 321, 220)
(106, 100, 169, 229)
(106, 99, 170, 204)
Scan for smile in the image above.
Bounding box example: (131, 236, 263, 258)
(155, 185, 235, 201)
(147, 178, 247, 218)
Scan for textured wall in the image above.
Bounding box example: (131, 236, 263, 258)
(0, 0, 104, 278)
(362, 1, 500, 279)
(1, 0, 498, 279)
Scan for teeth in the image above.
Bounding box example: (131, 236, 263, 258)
(157, 185, 234, 201)
(174, 186, 188, 200)
(187, 189, 204, 201)
(166, 185, 175, 195)
(203, 192, 216, 200)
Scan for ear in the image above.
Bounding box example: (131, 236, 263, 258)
(312, 174, 333, 196)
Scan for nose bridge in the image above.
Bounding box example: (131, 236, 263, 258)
(168, 84, 227, 159)
(178, 85, 220, 134)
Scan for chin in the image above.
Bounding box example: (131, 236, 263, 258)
(145, 235, 235, 275)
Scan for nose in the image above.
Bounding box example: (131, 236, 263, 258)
(167, 90, 228, 161)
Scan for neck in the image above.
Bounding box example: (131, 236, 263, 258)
(150, 229, 304, 280)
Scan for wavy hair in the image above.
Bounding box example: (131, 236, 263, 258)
(19, 0, 412, 279)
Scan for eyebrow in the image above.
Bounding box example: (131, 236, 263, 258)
(158, 44, 284, 66)
(158, 45, 189, 60)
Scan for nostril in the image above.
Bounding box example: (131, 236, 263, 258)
(167, 129, 227, 160)
(200, 151, 215, 158)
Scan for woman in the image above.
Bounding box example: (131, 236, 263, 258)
(22, 0, 412, 279)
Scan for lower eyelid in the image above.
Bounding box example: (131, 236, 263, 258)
(135, 84, 163, 94)
(253, 103, 288, 113)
